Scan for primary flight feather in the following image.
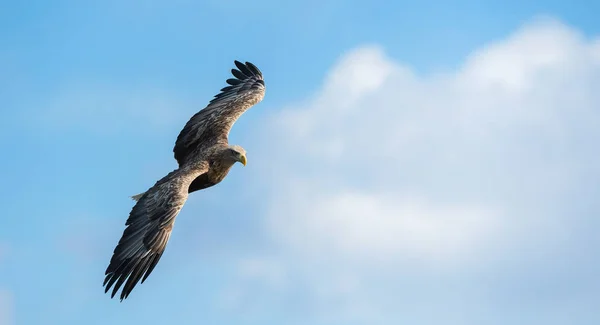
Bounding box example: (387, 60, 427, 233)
(103, 61, 265, 301)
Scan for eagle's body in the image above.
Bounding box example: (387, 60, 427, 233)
(103, 61, 265, 300)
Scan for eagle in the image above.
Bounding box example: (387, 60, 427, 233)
(103, 60, 265, 301)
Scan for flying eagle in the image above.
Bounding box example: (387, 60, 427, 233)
(103, 60, 265, 300)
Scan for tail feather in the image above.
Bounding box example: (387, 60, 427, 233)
(131, 192, 145, 201)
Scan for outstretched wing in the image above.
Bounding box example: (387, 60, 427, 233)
(173, 60, 265, 165)
(103, 166, 206, 300)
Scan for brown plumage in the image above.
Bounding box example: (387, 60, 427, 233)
(103, 61, 265, 301)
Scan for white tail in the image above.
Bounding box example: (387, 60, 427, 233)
(131, 192, 145, 201)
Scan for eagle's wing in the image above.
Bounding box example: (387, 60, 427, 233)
(103, 165, 207, 300)
(173, 61, 265, 165)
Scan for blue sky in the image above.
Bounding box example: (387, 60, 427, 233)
(1, 1, 599, 325)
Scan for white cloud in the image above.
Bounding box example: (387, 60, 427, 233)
(227, 17, 600, 323)
(263, 17, 599, 265)
(268, 187, 501, 265)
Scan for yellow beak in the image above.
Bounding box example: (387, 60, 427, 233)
(239, 155, 247, 166)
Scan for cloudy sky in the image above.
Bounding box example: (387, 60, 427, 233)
(1, 1, 599, 325)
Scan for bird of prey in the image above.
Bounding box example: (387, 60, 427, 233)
(103, 60, 265, 301)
